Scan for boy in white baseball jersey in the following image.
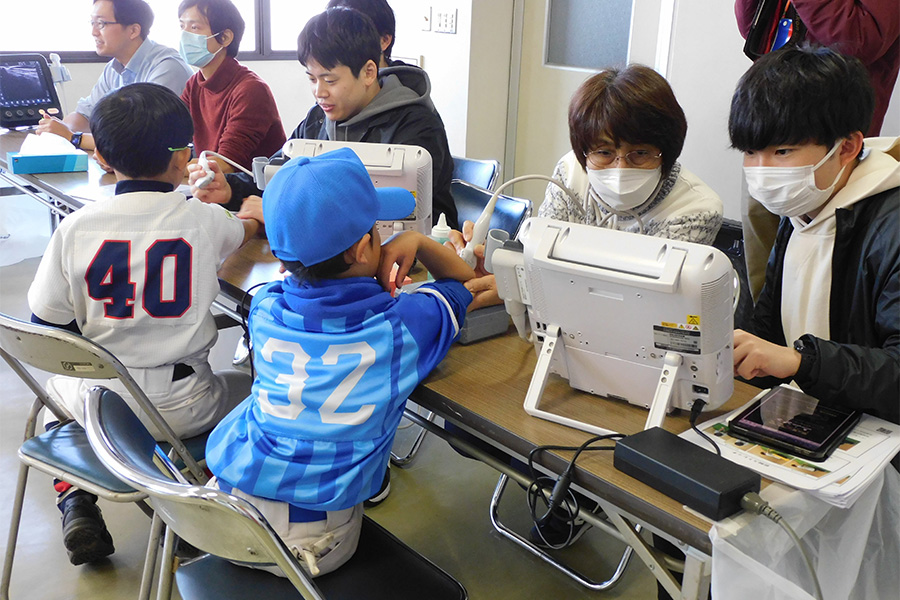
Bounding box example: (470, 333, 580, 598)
(205, 148, 474, 576)
(27, 82, 261, 565)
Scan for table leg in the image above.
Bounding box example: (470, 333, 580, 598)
(680, 547, 711, 600)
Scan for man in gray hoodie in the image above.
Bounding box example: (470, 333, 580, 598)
(191, 6, 458, 230)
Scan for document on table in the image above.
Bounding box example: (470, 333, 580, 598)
(680, 390, 900, 508)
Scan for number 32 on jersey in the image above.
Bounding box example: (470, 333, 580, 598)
(86, 239, 193, 319)
(257, 337, 377, 426)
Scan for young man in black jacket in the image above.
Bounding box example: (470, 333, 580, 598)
(189, 6, 458, 230)
(729, 46, 899, 433)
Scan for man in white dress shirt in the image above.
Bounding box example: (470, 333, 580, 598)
(37, 0, 192, 154)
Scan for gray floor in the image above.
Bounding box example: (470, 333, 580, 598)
(0, 199, 657, 599)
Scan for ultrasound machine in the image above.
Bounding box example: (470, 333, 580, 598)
(0, 54, 62, 129)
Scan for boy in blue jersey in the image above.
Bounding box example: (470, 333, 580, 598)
(205, 147, 475, 576)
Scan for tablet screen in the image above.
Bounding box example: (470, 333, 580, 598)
(729, 386, 860, 452)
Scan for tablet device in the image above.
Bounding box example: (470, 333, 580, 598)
(727, 385, 861, 462)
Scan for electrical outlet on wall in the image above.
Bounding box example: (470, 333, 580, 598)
(434, 8, 457, 34)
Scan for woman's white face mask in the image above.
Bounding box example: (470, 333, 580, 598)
(743, 143, 846, 218)
(587, 167, 662, 211)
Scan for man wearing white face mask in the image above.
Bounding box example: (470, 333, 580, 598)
(729, 46, 900, 438)
(178, 0, 285, 173)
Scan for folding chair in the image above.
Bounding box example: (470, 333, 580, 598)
(451, 156, 501, 191)
(83, 386, 468, 600)
(390, 181, 532, 466)
(0, 313, 246, 600)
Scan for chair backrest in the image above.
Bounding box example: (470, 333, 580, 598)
(83, 386, 326, 600)
(0, 312, 131, 382)
(0, 312, 205, 480)
(451, 156, 501, 191)
(450, 180, 532, 237)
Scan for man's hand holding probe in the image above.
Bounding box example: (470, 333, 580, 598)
(188, 158, 232, 204)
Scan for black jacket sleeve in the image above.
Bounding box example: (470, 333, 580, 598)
(796, 334, 900, 424)
(745, 194, 900, 425)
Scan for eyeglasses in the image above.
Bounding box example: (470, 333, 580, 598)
(584, 149, 662, 169)
(167, 143, 194, 152)
(89, 19, 120, 30)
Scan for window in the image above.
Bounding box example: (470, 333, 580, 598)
(269, 0, 328, 53)
(0, 0, 331, 61)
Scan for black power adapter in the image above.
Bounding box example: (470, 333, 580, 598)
(614, 427, 761, 521)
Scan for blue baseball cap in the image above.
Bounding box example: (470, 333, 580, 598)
(263, 147, 416, 266)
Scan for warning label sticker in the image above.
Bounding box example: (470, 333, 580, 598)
(60, 361, 96, 373)
(653, 325, 701, 355)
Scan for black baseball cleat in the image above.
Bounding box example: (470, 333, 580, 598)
(61, 494, 115, 565)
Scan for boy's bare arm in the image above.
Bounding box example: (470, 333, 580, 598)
(417, 234, 476, 282)
(378, 231, 475, 291)
(239, 216, 261, 245)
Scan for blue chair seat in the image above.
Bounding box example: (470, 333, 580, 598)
(158, 432, 210, 471)
(19, 421, 136, 494)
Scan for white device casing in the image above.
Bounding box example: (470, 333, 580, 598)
(277, 139, 433, 237)
(493, 217, 734, 422)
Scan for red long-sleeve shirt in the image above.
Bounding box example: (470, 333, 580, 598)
(181, 56, 286, 170)
(735, 0, 899, 135)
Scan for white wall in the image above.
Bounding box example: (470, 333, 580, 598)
(390, 0, 514, 165)
(664, 1, 749, 220)
(465, 0, 515, 167)
(390, 0, 473, 155)
(510, 0, 591, 203)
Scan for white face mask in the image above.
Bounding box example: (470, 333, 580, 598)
(743, 143, 846, 218)
(587, 167, 662, 211)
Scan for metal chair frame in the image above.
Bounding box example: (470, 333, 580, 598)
(84, 386, 468, 600)
(0, 313, 208, 600)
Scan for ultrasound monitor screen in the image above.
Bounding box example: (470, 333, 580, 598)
(0, 61, 53, 107)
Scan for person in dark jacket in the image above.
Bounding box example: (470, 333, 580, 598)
(734, 0, 899, 301)
(189, 6, 457, 230)
(729, 45, 899, 428)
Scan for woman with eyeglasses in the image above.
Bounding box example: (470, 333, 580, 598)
(449, 65, 724, 311)
(539, 64, 723, 243)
